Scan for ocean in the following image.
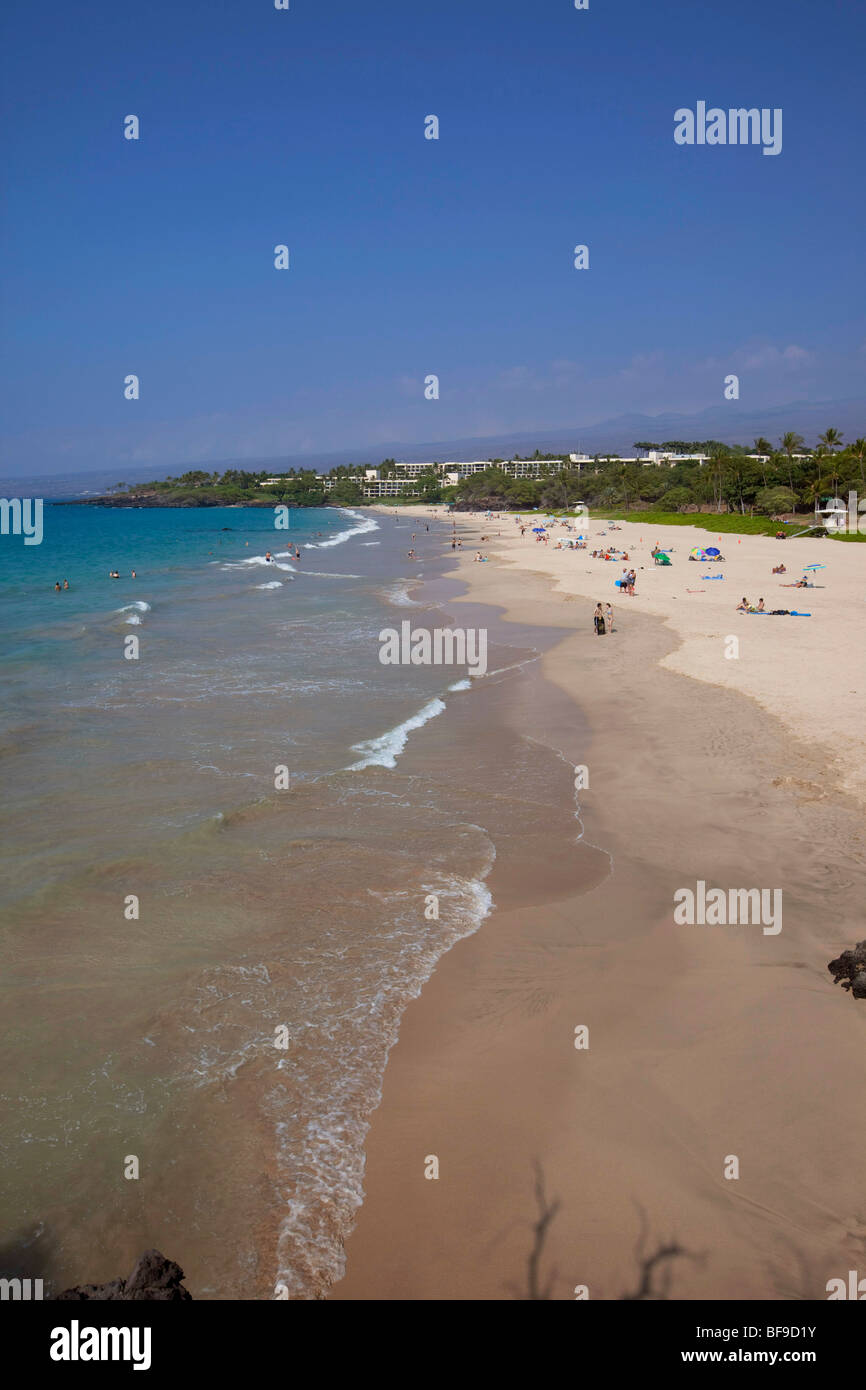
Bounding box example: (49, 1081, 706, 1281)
(0, 502, 588, 1298)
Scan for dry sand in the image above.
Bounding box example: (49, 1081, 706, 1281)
(401, 507, 866, 806)
(331, 507, 866, 1301)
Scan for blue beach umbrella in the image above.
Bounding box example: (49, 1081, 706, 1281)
(532, 526, 547, 533)
(705, 547, 721, 556)
(804, 563, 826, 570)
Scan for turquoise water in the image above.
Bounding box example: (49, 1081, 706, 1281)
(1, 503, 356, 653)
(0, 502, 581, 1298)
(0, 505, 482, 1296)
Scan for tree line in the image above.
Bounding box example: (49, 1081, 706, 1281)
(108, 428, 864, 513)
(451, 430, 864, 515)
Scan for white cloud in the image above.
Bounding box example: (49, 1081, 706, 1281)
(742, 343, 812, 370)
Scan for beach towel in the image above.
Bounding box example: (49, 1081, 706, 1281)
(702, 574, 725, 580)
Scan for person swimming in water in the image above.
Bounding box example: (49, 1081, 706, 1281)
(54, 581, 61, 591)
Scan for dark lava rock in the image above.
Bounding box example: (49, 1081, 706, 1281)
(56, 1249, 192, 1300)
(827, 941, 866, 999)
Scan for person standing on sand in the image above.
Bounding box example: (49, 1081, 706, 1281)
(593, 603, 606, 636)
(605, 602, 613, 633)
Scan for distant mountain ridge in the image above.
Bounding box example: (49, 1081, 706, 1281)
(2, 398, 862, 492)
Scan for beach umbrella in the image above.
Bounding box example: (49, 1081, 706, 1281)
(532, 526, 547, 533)
(705, 547, 721, 556)
(804, 563, 826, 570)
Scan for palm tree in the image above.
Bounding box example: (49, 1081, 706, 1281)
(753, 438, 772, 486)
(780, 432, 804, 498)
(818, 428, 843, 453)
(817, 430, 844, 498)
(849, 438, 866, 489)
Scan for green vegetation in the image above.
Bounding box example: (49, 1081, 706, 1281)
(107, 467, 331, 507)
(449, 430, 866, 535)
(105, 461, 444, 508)
(100, 429, 866, 536)
(590, 510, 801, 537)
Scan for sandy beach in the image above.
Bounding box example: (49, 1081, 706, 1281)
(333, 506, 866, 1301)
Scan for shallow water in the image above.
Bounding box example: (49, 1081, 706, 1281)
(0, 503, 593, 1297)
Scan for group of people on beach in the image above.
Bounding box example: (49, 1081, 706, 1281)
(591, 548, 629, 561)
(737, 596, 765, 612)
(593, 602, 614, 636)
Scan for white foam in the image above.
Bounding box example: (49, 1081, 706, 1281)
(380, 579, 419, 607)
(447, 679, 472, 692)
(301, 572, 362, 580)
(307, 509, 379, 549)
(255, 581, 283, 590)
(115, 600, 150, 625)
(223, 555, 295, 572)
(348, 696, 446, 770)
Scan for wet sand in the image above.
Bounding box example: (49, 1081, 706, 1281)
(332, 513, 866, 1300)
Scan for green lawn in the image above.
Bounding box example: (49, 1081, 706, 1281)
(561, 509, 866, 541)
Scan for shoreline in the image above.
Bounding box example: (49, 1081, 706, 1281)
(373, 504, 866, 808)
(332, 506, 866, 1300)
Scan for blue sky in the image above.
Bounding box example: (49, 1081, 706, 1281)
(2, 0, 864, 476)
